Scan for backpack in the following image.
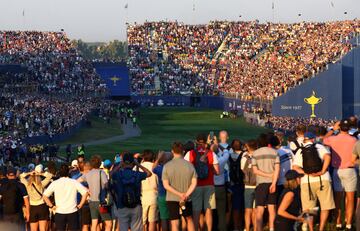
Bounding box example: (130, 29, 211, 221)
(194, 150, 209, 180)
(120, 171, 139, 208)
(301, 144, 323, 174)
(242, 155, 257, 186)
(291, 140, 302, 155)
(228, 154, 242, 184)
(2, 180, 23, 214)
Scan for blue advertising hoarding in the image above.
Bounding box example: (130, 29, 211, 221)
(93, 62, 130, 96)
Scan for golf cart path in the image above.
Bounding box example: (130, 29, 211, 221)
(81, 122, 141, 146)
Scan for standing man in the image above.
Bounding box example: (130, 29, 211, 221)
(185, 134, 220, 231)
(213, 131, 230, 231)
(162, 142, 197, 231)
(252, 133, 280, 231)
(111, 152, 152, 231)
(0, 167, 30, 228)
(324, 120, 357, 231)
(351, 139, 360, 231)
(293, 132, 335, 231)
(43, 164, 88, 231)
(79, 155, 112, 231)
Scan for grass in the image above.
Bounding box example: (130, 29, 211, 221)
(58, 115, 123, 145)
(71, 107, 268, 159)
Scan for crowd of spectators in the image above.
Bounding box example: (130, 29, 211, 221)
(128, 20, 360, 100)
(0, 31, 106, 147)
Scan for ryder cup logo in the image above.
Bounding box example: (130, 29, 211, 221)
(304, 91, 322, 118)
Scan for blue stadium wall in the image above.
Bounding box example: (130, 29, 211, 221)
(93, 62, 130, 96)
(272, 46, 360, 120)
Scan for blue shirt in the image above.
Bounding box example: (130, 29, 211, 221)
(111, 168, 147, 209)
(153, 165, 166, 197)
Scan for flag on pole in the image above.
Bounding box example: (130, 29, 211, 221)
(331, 2, 334, 8)
(124, 3, 128, 9)
(22, 9, 25, 17)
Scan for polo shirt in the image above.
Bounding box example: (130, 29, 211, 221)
(324, 133, 357, 169)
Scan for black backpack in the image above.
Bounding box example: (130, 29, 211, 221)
(228, 154, 242, 184)
(1, 180, 23, 214)
(301, 144, 323, 174)
(120, 172, 139, 208)
(242, 155, 257, 186)
(291, 140, 302, 155)
(194, 150, 209, 180)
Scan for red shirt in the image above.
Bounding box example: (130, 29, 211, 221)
(187, 147, 215, 186)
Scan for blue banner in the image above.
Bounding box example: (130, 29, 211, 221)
(93, 62, 130, 96)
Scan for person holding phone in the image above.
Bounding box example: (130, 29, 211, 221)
(274, 170, 304, 231)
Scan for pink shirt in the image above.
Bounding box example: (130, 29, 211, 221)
(324, 133, 357, 169)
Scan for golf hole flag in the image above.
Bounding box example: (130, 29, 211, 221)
(93, 62, 130, 96)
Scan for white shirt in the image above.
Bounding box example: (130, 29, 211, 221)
(43, 177, 88, 214)
(139, 161, 158, 205)
(214, 143, 230, 186)
(293, 142, 331, 184)
(277, 146, 294, 185)
(289, 136, 304, 152)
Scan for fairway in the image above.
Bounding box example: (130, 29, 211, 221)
(78, 107, 268, 159)
(59, 115, 123, 145)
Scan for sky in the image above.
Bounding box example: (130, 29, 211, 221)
(0, 0, 359, 42)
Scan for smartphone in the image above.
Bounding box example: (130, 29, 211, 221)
(209, 131, 214, 141)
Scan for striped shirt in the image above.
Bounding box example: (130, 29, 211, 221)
(251, 147, 280, 185)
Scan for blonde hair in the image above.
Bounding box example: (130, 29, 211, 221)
(284, 179, 299, 190)
(28, 174, 42, 187)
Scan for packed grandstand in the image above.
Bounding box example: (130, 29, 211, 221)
(1, 19, 360, 231)
(1, 20, 360, 143)
(128, 20, 360, 100)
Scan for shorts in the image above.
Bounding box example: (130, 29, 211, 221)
(332, 168, 358, 192)
(79, 204, 91, 226)
(89, 201, 112, 221)
(244, 188, 256, 209)
(116, 205, 142, 231)
(300, 180, 335, 211)
(54, 211, 79, 231)
(230, 184, 244, 211)
(167, 201, 193, 220)
(191, 185, 216, 211)
(142, 203, 158, 224)
(29, 203, 49, 223)
(157, 196, 169, 220)
(357, 175, 360, 198)
(255, 183, 277, 207)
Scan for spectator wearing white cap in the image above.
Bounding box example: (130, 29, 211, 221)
(20, 165, 53, 231)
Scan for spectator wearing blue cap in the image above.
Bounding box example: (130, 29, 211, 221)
(293, 132, 335, 231)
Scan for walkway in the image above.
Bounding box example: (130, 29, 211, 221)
(81, 122, 141, 146)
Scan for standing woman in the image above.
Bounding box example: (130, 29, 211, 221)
(274, 170, 304, 231)
(20, 165, 53, 231)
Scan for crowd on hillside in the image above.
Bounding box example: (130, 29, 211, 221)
(128, 20, 360, 100)
(1, 118, 360, 231)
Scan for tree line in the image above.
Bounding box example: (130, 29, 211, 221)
(71, 40, 128, 61)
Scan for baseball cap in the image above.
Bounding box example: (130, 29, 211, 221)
(28, 163, 35, 171)
(103, 159, 112, 168)
(7, 167, 17, 175)
(71, 160, 79, 168)
(35, 164, 43, 174)
(114, 154, 121, 164)
(123, 153, 134, 164)
(340, 119, 350, 131)
(304, 132, 316, 139)
(285, 170, 304, 180)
